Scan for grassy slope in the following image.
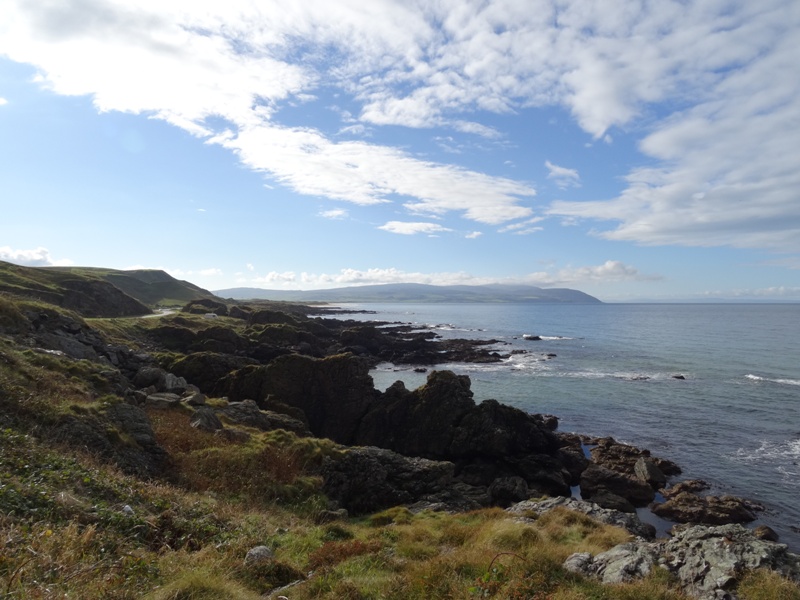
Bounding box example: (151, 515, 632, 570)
(0, 294, 796, 599)
(46, 266, 216, 307)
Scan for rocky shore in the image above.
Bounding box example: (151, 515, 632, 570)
(5, 296, 798, 598)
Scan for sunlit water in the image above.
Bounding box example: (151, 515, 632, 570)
(324, 303, 800, 548)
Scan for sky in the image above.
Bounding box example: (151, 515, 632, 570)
(1, 0, 799, 302)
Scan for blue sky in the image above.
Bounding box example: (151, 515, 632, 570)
(1, 0, 799, 301)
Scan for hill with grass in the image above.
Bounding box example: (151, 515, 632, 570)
(0, 261, 217, 316)
(0, 276, 797, 599)
(214, 283, 602, 304)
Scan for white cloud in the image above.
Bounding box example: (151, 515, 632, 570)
(465, 231, 483, 239)
(499, 217, 546, 235)
(239, 261, 655, 290)
(0, 246, 73, 266)
(522, 260, 660, 286)
(1, 0, 798, 251)
(0, 97, 8, 106)
(319, 208, 349, 219)
(545, 160, 580, 189)
(378, 221, 453, 235)
(246, 263, 255, 272)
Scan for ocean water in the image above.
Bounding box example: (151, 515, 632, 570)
(328, 303, 800, 549)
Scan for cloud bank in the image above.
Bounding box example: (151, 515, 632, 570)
(1, 0, 798, 250)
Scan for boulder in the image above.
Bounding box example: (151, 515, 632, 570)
(564, 543, 657, 584)
(190, 406, 223, 432)
(589, 437, 681, 478)
(244, 545, 274, 565)
(634, 457, 667, 489)
(168, 352, 259, 396)
(133, 367, 168, 390)
(580, 463, 656, 507)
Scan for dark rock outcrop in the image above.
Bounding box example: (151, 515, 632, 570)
(320, 446, 456, 514)
(580, 463, 656, 507)
(259, 353, 379, 444)
(651, 492, 760, 525)
(355, 371, 568, 496)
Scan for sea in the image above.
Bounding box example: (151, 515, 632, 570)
(323, 302, 800, 549)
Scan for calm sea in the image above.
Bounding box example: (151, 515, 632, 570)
(328, 303, 800, 549)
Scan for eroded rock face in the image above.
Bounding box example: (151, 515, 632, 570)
(260, 353, 378, 444)
(565, 523, 800, 599)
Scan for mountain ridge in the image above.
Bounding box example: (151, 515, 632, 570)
(213, 282, 601, 304)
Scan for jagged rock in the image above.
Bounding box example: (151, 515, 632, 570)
(190, 406, 223, 432)
(634, 457, 667, 489)
(564, 543, 657, 584)
(218, 400, 311, 436)
(662, 479, 711, 498)
(260, 353, 378, 444)
(754, 525, 780, 542)
(163, 373, 188, 394)
(588, 437, 681, 478)
(567, 523, 800, 599)
(321, 446, 456, 514)
(651, 492, 759, 525)
(580, 463, 656, 507)
(508, 496, 656, 540)
(356, 372, 566, 495)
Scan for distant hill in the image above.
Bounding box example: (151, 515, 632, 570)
(0, 261, 217, 317)
(213, 283, 601, 304)
(46, 266, 217, 307)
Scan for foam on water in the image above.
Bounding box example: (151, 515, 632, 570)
(745, 374, 800, 386)
(731, 439, 800, 487)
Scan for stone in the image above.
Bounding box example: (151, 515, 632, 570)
(244, 545, 274, 565)
(190, 406, 223, 432)
(133, 367, 167, 391)
(183, 391, 206, 406)
(163, 372, 188, 394)
(580, 463, 656, 507)
(565, 542, 658, 584)
(589, 489, 636, 514)
(634, 457, 667, 489)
